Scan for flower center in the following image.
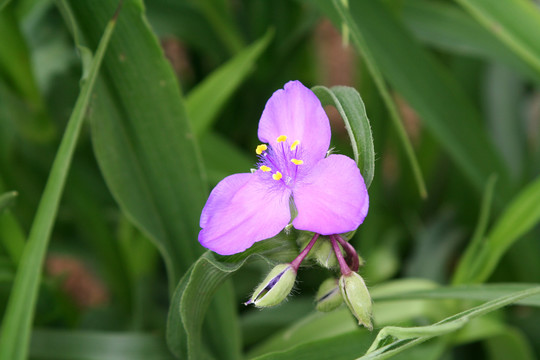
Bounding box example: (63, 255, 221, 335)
(255, 134, 304, 187)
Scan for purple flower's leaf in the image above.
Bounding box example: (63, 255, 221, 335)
(199, 173, 292, 255)
(293, 155, 368, 235)
(167, 233, 298, 359)
(258, 80, 331, 167)
(311, 85, 375, 188)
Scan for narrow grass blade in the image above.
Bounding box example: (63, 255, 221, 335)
(452, 175, 497, 284)
(465, 176, 540, 283)
(401, 0, 540, 83)
(329, 1, 428, 198)
(362, 286, 540, 359)
(187, 30, 273, 136)
(456, 0, 540, 78)
(333, 0, 510, 198)
(0, 8, 118, 360)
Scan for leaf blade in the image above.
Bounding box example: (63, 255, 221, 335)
(312, 85, 375, 188)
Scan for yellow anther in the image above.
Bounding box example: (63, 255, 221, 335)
(291, 159, 303, 165)
(260, 165, 271, 172)
(272, 171, 283, 181)
(276, 135, 287, 143)
(256, 144, 267, 155)
(290, 140, 300, 151)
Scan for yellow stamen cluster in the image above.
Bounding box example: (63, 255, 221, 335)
(256, 144, 267, 155)
(291, 159, 303, 165)
(276, 135, 288, 143)
(272, 171, 283, 181)
(260, 165, 271, 172)
(290, 140, 300, 151)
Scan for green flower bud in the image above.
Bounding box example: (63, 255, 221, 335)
(247, 264, 296, 308)
(311, 238, 339, 269)
(315, 278, 343, 312)
(339, 272, 373, 330)
(297, 233, 342, 269)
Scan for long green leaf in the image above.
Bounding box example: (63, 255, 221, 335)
(464, 176, 540, 283)
(362, 286, 540, 359)
(333, 0, 509, 197)
(372, 283, 540, 307)
(312, 85, 375, 188)
(0, 8, 118, 360)
(452, 175, 497, 284)
(187, 0, 244, 55)
(30, 330, 174, 360)
(311, 0, 427, 198)
(401, 0, 540, 83)
(187, 30, 273, 136)
(63, 0, 207, 287)
(455, 0, 540, 78)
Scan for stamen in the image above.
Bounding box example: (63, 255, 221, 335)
(291, 159, 303, 165)
(290, 140, 300, 151)
(276, 135, 287, 143)
(260, 165, 271, 172)
(256, 144, 267, 155)
(272, 171, 283, 181)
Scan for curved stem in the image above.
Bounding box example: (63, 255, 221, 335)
(330, 235, 352, 276)
(290, 233, 319, 271)
(334, 234, 360, 272)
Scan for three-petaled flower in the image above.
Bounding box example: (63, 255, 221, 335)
(199, 80, 369, 255)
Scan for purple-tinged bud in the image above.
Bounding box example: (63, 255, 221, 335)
(315, 278, 343, 312)
(339, 272, 373, 330)
(246, 264, 296, 308)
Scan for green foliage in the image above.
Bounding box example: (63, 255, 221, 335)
(1, 0, 540, 359)
(312, 86, 375, 188)
(0, 7, 118, 359)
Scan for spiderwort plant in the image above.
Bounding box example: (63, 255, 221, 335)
(198, 80, 372, 328)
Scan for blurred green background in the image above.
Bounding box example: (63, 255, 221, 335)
(1, 0, 540, 359)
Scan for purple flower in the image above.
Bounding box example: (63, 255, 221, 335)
(199, 81, 369, 255)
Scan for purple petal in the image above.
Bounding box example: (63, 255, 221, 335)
(257, 81, 331, 167)
(292, 155, 369, 235)
(199, 173, 292, 255)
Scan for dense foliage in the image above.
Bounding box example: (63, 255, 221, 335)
(1, 0, 540, 359)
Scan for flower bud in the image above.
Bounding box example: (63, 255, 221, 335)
(246, 264, 296, 308)
(311, 239, 339, 269)
(297, 233, 342, 269)
(339, 272, 373, 330)
(315, 278, 343, 312)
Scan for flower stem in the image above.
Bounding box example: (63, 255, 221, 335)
(334, 234, 360, 272)
(290, 233, 319, 271)
(330, 235, 352, 276)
